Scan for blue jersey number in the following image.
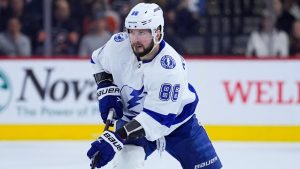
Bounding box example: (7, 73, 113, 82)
(159, 83, 180, 101)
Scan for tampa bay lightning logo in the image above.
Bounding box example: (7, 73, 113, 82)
(160, 55, 176, 69)
(121, 85, 145, 111)
(114, 33, 128, 42)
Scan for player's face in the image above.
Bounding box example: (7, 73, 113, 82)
(128, 29, 154, 58)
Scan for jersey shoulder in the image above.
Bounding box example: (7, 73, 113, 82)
(111, 32, 129, 43)
(101, 32, 130, 51)
(154, 41, 185, 72)
(91, 32, 130, 59)
(107, 32, 130, 49)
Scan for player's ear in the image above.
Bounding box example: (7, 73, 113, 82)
(155, 26, 162, 41)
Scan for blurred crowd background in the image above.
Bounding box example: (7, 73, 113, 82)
(0, 0, 300, 58)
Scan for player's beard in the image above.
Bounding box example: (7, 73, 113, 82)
(132, 40, 154, 58)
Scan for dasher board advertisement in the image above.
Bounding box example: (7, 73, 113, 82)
(0, 59, 99, 124)
(0, 58, 299, 125)
(187, 59, 300, 125)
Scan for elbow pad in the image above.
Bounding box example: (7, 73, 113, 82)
(93, 72, 113, 85)
(116, 120, 145, 141)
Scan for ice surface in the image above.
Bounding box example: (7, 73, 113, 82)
(0, 141, 300, 169)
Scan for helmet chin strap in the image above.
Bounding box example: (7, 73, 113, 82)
(139, 29, 161, 59)
(139, 40, 159, 60)
(152, 28, 163, 44)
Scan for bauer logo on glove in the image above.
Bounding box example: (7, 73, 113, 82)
(103, 132, 123, 151)
(87, 130, 124, 168)
(97, 86, 120, 100)
(96, 82, 124, 123)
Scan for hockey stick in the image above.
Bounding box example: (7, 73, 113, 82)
(91, 109, 114, 169)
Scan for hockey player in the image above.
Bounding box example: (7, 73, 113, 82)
(87, 3, 222, 169)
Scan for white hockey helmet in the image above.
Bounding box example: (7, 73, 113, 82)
(125, 3, 164, 44)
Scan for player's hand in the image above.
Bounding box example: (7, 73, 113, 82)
(87, 131, 124, 168)
(97, 82, 123, 122)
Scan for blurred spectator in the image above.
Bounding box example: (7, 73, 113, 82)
(274, 0, 296, 35)
(0, 17, 31, 56)
(290, 20, 300, 57)
(164, 8, 185, 54)
(82, 0, 106, 35)
(7, 0, 24, 18)
(35, 0, 80, 55)
(1, 0, 298, 57)
(7, 0, 43, 53)
(286, 0, 300, 20)
(106, 10, 121, 33)
(0, 0, 9, 31)
(246, 10, 289, 58)
(114, 2, 132, 32)
(52, 0, 80, 55)
(78, 13, 111, 57)
(175, 0, 199, 38)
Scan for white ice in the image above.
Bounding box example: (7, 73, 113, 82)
(0, 141, 300, 169)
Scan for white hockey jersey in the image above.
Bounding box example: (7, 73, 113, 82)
(91, 32, 198, 141)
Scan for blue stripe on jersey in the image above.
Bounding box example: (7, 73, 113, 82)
(143, 108, 176, 127)
(124, 110, 140, 121)
(143, 83, 199, 127)
(173, 84, 199, 125)
(124, 114, 135, 121)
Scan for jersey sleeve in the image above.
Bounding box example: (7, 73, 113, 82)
(90, 43, 110, 74)
(91, 32, 127, 74)
(90, 32, 129, 74)
(134, 57, 187, 141)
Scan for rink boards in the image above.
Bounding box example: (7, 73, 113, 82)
(0, 58, 299, 141)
